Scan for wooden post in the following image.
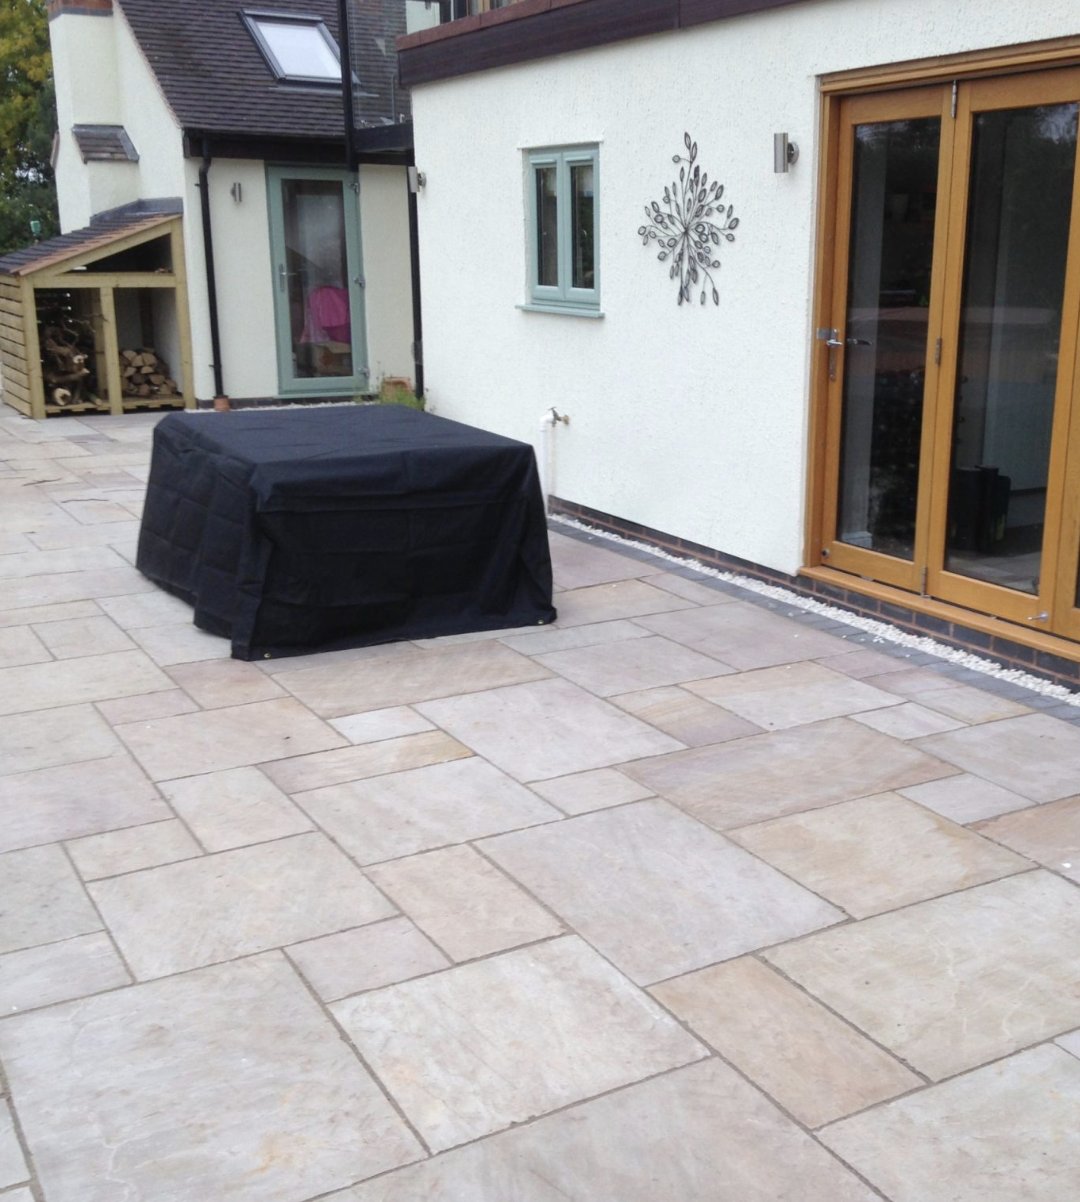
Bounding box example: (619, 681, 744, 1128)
(99, 286, 124, 416)
(21, 277, 46, 420)
(171, 222, 196, 408)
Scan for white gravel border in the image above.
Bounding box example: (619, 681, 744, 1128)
(551, 514, 1080, 707)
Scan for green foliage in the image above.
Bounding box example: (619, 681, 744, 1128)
(377, 380, 425, 410)
(0, 0, 58, 254)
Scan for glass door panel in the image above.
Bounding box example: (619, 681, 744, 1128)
(267, 167, 368, 396)
(943, 102, 1077, 595)
(837, 116, 940, 559)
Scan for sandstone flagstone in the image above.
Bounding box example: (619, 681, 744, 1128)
(535, 635, 730, 697)
(0, 845, 101, 954)
(0, 1101, 29, 1189)
(530, 766, 654, 815)
(651, 957, 920, 1127)
(482, 800, 842, 984)
(550, 578, 699, 626)
(66, 820, 203, 880)
(0, 704, 121, 776)
(332, 936, 706, 1152)
(0, 650, 172, 716)
(974, 796, 1080, 882)
(90, 833, 396, 979)
(261, 730, 470, 793)
(548, 532, 650, 588)
(0, 625, 50, 668)
(0, 933, 130, 1015)
(160, 766, 312, 852)
(765, 871, 1080, 1079)
(343, 1058, 878, 1202)
(31, 615, 135, 659)
(0, 955, 422, 1202)
(898, 772, 1034, 824)
(611, 684, 762, 746)
(819, 1045, 1080, 1202)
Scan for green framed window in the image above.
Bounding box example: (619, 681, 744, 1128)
(526, 146, 599, 312)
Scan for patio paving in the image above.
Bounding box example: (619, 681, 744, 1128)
(2, 409, 1080, 1200)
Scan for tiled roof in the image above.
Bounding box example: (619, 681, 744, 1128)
(115, 0, 408, 143)
(73, 124, 139, 162)
(0, 200, 181, 277)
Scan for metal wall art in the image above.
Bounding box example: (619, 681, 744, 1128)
(638, 132, 739, 306)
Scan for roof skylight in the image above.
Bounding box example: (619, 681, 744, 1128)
(244, 11, 343, 84)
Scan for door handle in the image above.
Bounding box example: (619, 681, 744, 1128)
(846, 337, 873, 346)
(824, 337, 844, 348)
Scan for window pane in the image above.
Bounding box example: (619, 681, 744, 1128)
(570, 162, 595, 290)
(536, 165, 558, 287)
(257, 20, 341, 80)
(837, 117, 940, 560)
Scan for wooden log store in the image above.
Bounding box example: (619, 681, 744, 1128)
(0, 207, 195, 419)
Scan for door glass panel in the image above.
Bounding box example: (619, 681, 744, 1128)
(946, 102, 1077, 594)
(281, 178, 353, 379)
(837, 117, 940, 559)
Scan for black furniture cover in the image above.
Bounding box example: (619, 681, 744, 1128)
(136, 406, 556, 660)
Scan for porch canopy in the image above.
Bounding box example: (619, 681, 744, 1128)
(136, 405, 556, 659)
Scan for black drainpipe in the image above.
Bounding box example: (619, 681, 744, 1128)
(407, 179, 424, 399)
(198, 140, 226, 401)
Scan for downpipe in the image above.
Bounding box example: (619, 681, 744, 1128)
(538, 407, 570, 515)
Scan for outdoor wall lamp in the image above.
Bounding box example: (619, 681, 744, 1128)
(407, 166, 426, 193)
(773, 132, 799, 173)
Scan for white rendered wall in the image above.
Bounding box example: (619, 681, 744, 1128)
(360, 165, 416, 389)
(410, 0, 1080, 575)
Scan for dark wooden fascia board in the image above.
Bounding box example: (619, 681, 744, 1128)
(184, 125, 413, 167)
(399, 0, 679, 88)
(678, 0, 808, 28)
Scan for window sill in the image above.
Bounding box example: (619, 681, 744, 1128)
(516, 303, 604, 318)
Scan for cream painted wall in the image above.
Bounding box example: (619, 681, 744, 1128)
(360, 165, 416, 389)
(409, 0, 1080, 575)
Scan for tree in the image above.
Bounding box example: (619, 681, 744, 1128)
(0, 0, 57, 254)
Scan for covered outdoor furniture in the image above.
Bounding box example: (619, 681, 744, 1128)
(136, 405, 556, 659)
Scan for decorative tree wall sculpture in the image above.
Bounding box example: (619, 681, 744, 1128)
(639, 132, 739, 306)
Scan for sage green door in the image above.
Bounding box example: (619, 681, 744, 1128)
(267, 166, 369, 396)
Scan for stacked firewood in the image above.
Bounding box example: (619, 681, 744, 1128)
(41, 321, 92, 406)
(121, 348, 179, 399)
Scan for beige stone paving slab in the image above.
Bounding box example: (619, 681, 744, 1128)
(128, 621, 232, 666)
(277, 639, 552, 718)
(548, 532, 649, 589)
(95, 688, 200, 724)
(625, 717, 953, 830)
(549, 578, 699, 627)
(368, 844, 564, 961)
(0, 439, 88, 460)
(332, 935, 706, 1153)
(0, 599, 99, 628)
(684, 661, 900, 731)
(0, 954, 422, 1202)
(0, 497, 82, 535)
(1058, 1029, 1080, 1059)
(641, 571, 737, 605)
(90, 832, 396, 979)
(97, 588, 194, 629)
(329, 706, 435, 744)
(0, 1099, 29, 1188)
(418, 678, 683, 782)
(286, 917, 450, 1001)
(0, 1187, 33, 1202)
(0, 704, 121, 777)
(58, 498, 135, 524)
(499, 617, 652, 655)
(917, 713, 1080, 802)
(898, 772, 1035, 824)
(257, 639, 413, 676)
(0, 932, 130, 1015)
(31, 614, 135, 659)
(861, 665, 964, 695)
(0, 531, 33, 553)
(974, 796, 1080, 882)
(530, 766, 654, 815)
(293, 756, 561, 864)
(0, 566, 155, 611)
(262, 730, 471, 793)
(0, 649, 172, 717)
(0, 754, 170, 854)
(651, 956, 921, 1127)
(342, 1057, 877, 1202)
(637, 601, 853, 669)
(409, 623, 550, 649)
(818, 1045, 1080, 1202)
(850, 700, 967, 739)
(0, 625, 50, 668)
(161, 766, 313, 852)
(611, 684, 763, 746)
(731, 793, 1031, 917)
(166, 658, 286, 708)
(27, 518, 141, 550)
(66, 819, 203, 880)
(536, 634, 731, 698)
(818, 647, 915, 679)
(915, 683, 1032, 723)
(0, 845, 101, 955)
(764, 870, 1080, 1080)
(0, 547, 125, 579)
(115, 696, 347, 781)
(483, 800, 843, 985)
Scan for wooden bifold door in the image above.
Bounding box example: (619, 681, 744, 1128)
(816, 68, 1080, 641)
